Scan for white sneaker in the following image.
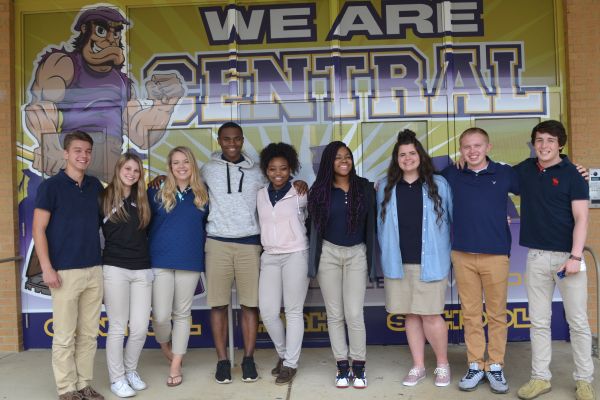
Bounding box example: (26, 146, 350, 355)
(335, 368, 351, 388)
(126, 371, 147, 391)
(110, 379, 136, 398)
(352, 370, 367, 389)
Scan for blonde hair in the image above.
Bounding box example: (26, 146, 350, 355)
(102, 153, 151, 229)
(459, 127, 489, 146)
(157, 146, 208, 212)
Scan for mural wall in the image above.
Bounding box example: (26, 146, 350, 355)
(15, 0, 569, 348)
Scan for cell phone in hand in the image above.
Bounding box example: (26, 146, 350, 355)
(556, 270, 566, 279)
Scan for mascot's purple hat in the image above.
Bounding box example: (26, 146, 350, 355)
(74, 6, 130, 31)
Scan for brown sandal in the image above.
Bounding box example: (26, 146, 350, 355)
(167, 374, 183, 387)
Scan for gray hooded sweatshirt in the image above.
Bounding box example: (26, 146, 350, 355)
(201, 151, 267, 238)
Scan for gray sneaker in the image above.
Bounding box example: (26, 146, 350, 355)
(486, 364, 509, 394)
(458, 362, 485, 391)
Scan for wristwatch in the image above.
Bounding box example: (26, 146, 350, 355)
(569, 254, 582, 261)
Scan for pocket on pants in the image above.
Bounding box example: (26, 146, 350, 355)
(527, 249, 544, 262)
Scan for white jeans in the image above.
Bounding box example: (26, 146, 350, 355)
(103, 265, 153, 383)
(258, 250, 309, 369)
(151, 268, 200, 355)
(525, 249, 594, 382)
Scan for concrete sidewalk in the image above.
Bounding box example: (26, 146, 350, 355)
(0, 342, 598, 400)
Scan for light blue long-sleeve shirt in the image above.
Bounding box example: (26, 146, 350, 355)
(377, 174, 453, 281)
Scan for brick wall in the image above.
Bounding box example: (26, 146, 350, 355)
(565, 0, 600, 335)
(0, 0, 22, 352)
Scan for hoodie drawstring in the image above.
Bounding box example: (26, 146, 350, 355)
(226, 163, 232, 194)
(226, 163, 244, 194)
(238, 167, 244, 192)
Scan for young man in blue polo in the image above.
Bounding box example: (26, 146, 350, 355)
(32, 131, 105, 400)
(515, 120, 593, 400)
(442, 127, 518, 394)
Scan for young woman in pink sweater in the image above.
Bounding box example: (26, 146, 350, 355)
(256, 143, 309, 385)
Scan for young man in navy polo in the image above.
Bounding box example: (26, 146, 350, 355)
(32, 131, 105, 400)
(515, 120, 593, 400)
(442, 127, 518, 394)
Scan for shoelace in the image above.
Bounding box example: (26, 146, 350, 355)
(488, 370, 504, 382)
(80, 387, 100, 397)
(408, 368, 424, 376)
(352, 367, 365, 379)
(434, 367, 449, 378)
(336, 368, 349, 379)
(577, 382, 593, 395)
(127, 371, 141, 381)
(464, 368, 481, 379)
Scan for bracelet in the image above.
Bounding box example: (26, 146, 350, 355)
(569, 254, 582, 261)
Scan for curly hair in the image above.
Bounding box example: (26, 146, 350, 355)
(380, 129, 444, 224)
(308, 141, 364, 234)
(259, 142, 300, 176)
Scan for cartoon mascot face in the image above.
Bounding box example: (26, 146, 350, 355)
(73, 7, 129, 71)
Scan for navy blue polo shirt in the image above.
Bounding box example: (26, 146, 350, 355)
(442, 159, 519, 255)
(34, 170, 103, 270)
(323, 187, 365, 246)
(396, 179, 423, 263)
(515, 156, 589, 252)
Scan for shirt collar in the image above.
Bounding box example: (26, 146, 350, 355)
(176, 185, 191, 201)
(398, 178, 422, 186)
(58, 169, 89, 187)
(462, 157, 497, 174)
(536, 154, 571, 171)
(268, 179, 292, 194)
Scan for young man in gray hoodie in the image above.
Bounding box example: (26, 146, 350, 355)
(202, 122, 265, 383)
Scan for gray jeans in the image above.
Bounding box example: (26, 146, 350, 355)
(103, 265, 153, 383)
(258, 250, 309, 368)
(525, 249, 594, 382)
(151, 268, 200, 355)
(317, 241, 368, 362)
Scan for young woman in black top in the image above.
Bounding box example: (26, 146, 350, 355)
(307, 141, 376, 389)
(101, 153, 152, 398)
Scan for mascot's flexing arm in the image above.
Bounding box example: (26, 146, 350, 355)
(25, 6, 184, 180)
(22, 6, 185, 296)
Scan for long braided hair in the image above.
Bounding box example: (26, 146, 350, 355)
(380, 130, 444, 224)
(308, 141, 364, 234)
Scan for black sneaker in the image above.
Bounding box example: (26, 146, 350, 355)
(215, 359, 232, 384)
(241, 356, 258, 382)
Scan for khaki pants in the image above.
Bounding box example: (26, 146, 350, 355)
(258, 250, 310, 369)
(317, 241, 368, 362)
(151, 268, 200, 355)
(452, 251, 509, 370)
(525, 249, 594, 382)
(50, 266, 103, 395)
(103, 266, 153, 383)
